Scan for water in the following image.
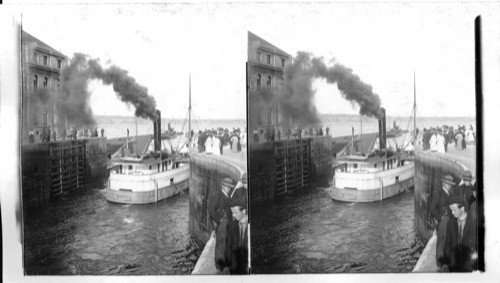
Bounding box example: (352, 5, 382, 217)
(251, 187, 425, 273)
(23, 187, 202, 275)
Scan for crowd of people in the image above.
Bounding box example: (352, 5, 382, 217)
(196, 127, 246, 156)
(430, 170, 478, 272)
(28, 126, 105, 143)
(252, 125, 330, 143)
(419, 124, 475, 153)
(208, 173, 249, 274)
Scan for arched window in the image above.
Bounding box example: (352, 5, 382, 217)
(257, 74, 261, 89)
(33, 75, 38, 90)
(267, 76, 272, 87)
(43, 77, 48, 88)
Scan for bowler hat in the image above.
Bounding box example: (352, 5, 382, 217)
(221, 177, 234, 188)
(462, 170, 472, 181)
(229, 198, 247, 209)
(441, 175, 456, 185)
(240, 172, 247, 185)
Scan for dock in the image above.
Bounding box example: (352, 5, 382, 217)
(413, 144, 476, 272)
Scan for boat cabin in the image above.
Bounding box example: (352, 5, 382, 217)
(335, 152, 409, 174)
(111, 154, 183, 175)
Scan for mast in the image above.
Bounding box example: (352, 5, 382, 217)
(188, 72, 192, 148)
(413, 70, 417, 138)
(360, 118, 363, 154)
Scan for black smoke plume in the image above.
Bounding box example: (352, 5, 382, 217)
(60, 53, 157, 127)
(249, 52, 382, 130)
(285, 52, 382, 120)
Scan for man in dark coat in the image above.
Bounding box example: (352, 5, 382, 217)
(452, 170, 477, 218)
(230, 172, 248, 206)
(225, 199, 249, 274)
(430, 175, 456, 267)
(422, 128, 431, 150)
(443, 197, 477, 272)
(208, 177, 234, 272)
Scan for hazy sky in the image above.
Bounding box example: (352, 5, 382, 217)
(20, 2, 499, 120)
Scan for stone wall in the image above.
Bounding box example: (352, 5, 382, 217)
(189, 153, 244, 243)
(414, 150, 467, 241)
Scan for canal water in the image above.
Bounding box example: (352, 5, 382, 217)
(251, 186, 425, 273)
(23, 187, 202, 275)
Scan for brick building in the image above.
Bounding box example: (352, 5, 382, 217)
(21, 31, 68, 144)
(247, 32, 292, 134)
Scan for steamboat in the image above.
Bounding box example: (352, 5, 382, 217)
(330, 108, 415, 202)
(106, 110, 190, 204)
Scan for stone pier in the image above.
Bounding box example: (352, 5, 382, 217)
(189, 147, 247, 274)
(413, 145, 476, 272)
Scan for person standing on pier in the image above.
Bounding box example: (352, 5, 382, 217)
(436, 129, 446, 153)
(454, 170, 477, 219)
(225, 199, 249, 274)
(422, 128, 431, 150)
(209, 178, 234, 272)
(429, 129, 438, 151)
(430, 175, 456, 268)
(443, 197, 477, 272)
(230, 173, 248, 205)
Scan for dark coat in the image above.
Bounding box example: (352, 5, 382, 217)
(225, 219, 249, 274)
(230, 187, 248, 205)
(452, 183, 476, 213)
(443, 214, 477, 270)
(430, 187, 452, 223)
(208, 189, 232, 225)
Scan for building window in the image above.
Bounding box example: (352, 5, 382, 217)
(267, 76, 271, 87)
(43, 56, 48, 65)
(257, 52, 261, 62)
(281, 58, 285, 67)
(57, 59, 62, 69)
(33, 75, 38, 90)
(34, 53, 39, 63)
(257, 74, 261, 89)
(43, 77, 48, 88)
(267, 54, 271, 64)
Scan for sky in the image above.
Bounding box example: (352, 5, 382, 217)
(20, 2, 500, 120)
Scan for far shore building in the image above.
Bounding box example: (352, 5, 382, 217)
(247, 31, 293, 136)
(21, 30, 68, 144)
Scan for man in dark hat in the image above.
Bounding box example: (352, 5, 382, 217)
(442, 197, 477, 272)
(208, 177, 234, 272)
(454, 170, 477, 219)
(430, 174, 456, 268)
(225, 198, 249, 274)
(230, 172, 248, 205)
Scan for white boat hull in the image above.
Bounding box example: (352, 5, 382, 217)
(330, 162, 414, 202)
(106, 164, 190, 204)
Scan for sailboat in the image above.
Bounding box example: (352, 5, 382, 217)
(329, 74, 417, 202)
(106, 75, 192, 204)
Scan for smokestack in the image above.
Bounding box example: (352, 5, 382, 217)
(153, 110, 161, 152)
(378, 108, 386, 150)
